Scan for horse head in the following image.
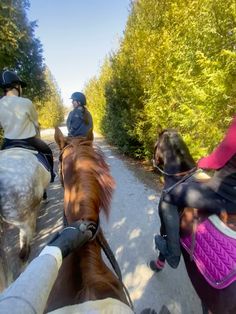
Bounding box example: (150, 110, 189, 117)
(153, 129, 196, 187)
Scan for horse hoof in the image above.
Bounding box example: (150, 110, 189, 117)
(43, 190, 48, 200)
(140, 308, 158, 314)
(42, 198, 50, 205)
(149, 260, 165, 272)
(19, 245, 30, 261)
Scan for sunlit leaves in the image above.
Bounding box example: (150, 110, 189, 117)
(0, 0, 64, 128)
(86, 0, 236, 160)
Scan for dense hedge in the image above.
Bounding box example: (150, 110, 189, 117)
(85, 0, 236, 160)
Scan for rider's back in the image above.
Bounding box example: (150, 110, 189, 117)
(0, 95, 37, 139)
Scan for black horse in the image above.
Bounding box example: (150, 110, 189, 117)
(151, 129, 236, 314)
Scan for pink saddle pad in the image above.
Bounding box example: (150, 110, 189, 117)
(180, 215, 236, 289)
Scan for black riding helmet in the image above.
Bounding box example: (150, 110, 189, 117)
(0, 70, 27, 89)
(70, 92, 86, 106)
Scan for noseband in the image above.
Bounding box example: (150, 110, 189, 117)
(153, 158, 197, 177)
(58, 144, 74, 187)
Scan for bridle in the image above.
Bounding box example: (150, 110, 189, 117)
(153, 158, 197, 177)
(58, 144, 74, 187)
(58, 143, 134, 310)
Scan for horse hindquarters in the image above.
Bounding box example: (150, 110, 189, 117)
(0, 149, 50, 289)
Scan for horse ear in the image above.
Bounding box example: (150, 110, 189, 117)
(156, 124, 163, 136)
(54, 127, 66, 150)
(86, 128, 94, 141)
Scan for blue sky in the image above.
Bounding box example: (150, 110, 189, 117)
(27, 0, 131, 106)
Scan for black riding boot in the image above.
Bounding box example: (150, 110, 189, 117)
(156, 201, 181, 268)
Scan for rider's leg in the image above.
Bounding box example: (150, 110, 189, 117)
(25, 137, 55, 182)
(155, 198, 181, 268)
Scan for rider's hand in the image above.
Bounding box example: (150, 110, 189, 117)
(47, 223, 93, 258)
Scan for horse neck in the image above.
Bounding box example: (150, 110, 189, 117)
(75, 240, 128, 304)
(163, 153, 195, 188)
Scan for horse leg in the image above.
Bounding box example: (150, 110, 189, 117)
(0, 222, 12, 290)
(18, 211, 37, 261)
(140, 305, 170, 314)
(0, 220, 24, 288)
(201, 301, 211, 314)
(19, 224, 32, 260)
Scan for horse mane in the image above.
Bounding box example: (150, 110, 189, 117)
(74, 241, 124, 303)
(67, 138, 115, 218)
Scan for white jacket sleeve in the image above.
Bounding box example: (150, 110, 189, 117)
(0, 246, 62, 314)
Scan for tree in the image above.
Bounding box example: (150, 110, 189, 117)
(0, 0, 47, 100)
(37, 67, 65, 128)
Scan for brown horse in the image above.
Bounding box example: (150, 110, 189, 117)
(46, 127, 133, 313)
(152, 129, 236, 314)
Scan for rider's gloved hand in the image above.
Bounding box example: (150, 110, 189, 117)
(47, 222, 94, 258)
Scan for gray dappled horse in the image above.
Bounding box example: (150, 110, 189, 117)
(0, 147, 50, 288)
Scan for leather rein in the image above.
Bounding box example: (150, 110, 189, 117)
(58, 144, 134, 310)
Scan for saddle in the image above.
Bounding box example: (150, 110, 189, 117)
(180, 212, 236, 289)
(2, 142, 51, 173)
(3, 140, 37, 151)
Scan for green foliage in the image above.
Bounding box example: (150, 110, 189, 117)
(85, 0, 236, 161)
(37, 67, 65, 128)
(0, 0, 47, 100)
(85, 58, 113, 134)
(0, 0, 65, 129)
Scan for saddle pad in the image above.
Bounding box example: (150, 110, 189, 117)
(0, 148, 50, 173)
(180, 214, 236, 289)
(48, 297, 134, 314)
